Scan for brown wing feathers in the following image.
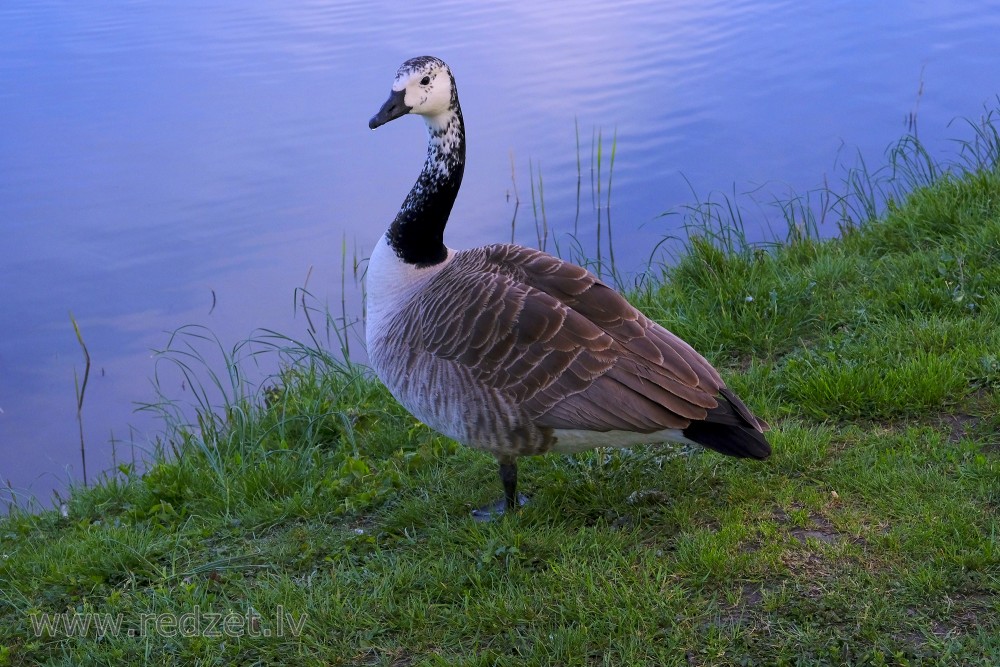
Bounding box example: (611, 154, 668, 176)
(414, 244, 769, 458)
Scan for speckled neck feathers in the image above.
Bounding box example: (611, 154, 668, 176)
(387, 72, 465, 267)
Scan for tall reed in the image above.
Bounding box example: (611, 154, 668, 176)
(70, 313, 90, 486)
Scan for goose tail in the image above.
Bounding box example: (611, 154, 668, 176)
(681, 388, 771, 460)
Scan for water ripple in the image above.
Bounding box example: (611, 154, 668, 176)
(2, 0, 999, 503)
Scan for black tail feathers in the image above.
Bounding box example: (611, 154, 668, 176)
(681, 388, 772, 460)
(682, 419, 771, 459)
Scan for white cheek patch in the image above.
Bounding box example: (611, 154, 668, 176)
(405, 87, 431, 110)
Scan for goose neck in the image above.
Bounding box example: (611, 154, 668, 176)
(387, 107, 466, 267)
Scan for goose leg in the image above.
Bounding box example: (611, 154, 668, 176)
(471, 460, 528, 521)
(500, 461, 518, 511)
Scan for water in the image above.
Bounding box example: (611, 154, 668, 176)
(2, 0, 998, 507)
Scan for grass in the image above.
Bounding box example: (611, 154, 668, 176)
(2, 115, 1000, 665)
(69, 313, 91, 487)
(511, 120, 622, 287)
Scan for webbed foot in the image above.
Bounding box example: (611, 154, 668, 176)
(471, 493, 529, 522)
(470, 459, 528, 521)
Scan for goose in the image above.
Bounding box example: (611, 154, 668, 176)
(366, 56, 771, 519)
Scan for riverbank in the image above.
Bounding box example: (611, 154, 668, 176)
(2, 137, 998, 665)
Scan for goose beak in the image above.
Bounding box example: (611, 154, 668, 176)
(369, 89, 410, 129)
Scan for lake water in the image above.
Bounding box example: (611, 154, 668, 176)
(2, 0, 999, 508)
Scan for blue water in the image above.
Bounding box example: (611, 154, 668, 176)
(2, 0, 999, 507)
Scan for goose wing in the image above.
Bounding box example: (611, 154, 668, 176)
(403, 244, 756, 434)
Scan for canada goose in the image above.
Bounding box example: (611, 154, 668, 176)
(367, 56, 771, 519)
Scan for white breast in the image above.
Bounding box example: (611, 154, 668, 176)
(365, 233, 455, 348)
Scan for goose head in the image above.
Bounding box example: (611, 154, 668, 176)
(369, 56, 457, 130)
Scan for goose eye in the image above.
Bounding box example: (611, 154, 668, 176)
(420, 76, 431, 86)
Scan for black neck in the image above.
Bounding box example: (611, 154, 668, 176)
(387, 104, 465, 267)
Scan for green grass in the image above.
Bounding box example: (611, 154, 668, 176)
(3, 125, 1000, 665)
